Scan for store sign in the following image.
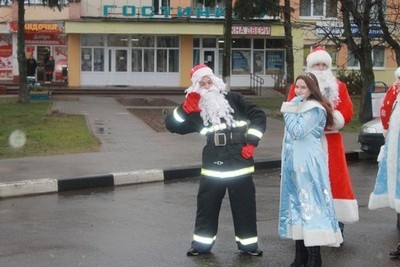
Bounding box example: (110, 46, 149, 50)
(316, 22, 383, 38)
(231, 26, 270, 36)
(103, 5, 226, 18)
(9, 22, 65, 34)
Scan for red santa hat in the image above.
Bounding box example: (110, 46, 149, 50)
(395, 67, 400, 80)
(306, 46, 332, 69)
(190, 64, 214, 84)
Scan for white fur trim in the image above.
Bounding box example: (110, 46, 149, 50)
(395, 67, 400, 80)
(377, 145, 385, 162)
(368, 192, 390, 210)
(191, 66, 214, 84)
(333, 199, 359, 223)
(280, 100, 324, 114)
(307, 50, 332, 69)
(280, 102, 298, 113)
(329, 110, 345, 131)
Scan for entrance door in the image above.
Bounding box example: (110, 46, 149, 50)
(203, 50, 216, 74)
(37, 46, 51, 82)
(108, 48, 129, 85)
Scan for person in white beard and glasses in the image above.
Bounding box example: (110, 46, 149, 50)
(165, 64, 266, 257)
(287, 47, 359, 242)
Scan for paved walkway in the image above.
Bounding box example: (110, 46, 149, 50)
(0, 91, 362, 198)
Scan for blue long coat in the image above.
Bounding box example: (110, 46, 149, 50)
(369, 92, 400, 212)
(279, 99, 343, 247)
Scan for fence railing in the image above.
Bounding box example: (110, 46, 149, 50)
(250, 73, 264, 96)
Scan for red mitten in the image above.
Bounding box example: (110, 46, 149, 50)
(183, 92, 202, 114)
(241, 144, 256, 159)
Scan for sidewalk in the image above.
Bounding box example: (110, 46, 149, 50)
(0, 93, 362, 198)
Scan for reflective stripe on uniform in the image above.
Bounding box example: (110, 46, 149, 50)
(201, 166, 254, 178)
(247, 128, 263, 139)
(173, 108, 185, 122)
(193, 234, 216, 245)
(235, 236, 258, 246)
(200, 120, 248, 135)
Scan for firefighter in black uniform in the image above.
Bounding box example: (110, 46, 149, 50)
(165, 64, 267, 256)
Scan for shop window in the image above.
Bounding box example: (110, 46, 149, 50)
(202, 38, 217, 48)
(81, 48, 92, 71)
(253, 51, 264, 74)
(232, 38, 251, 48)
(131, 49, 143, 72)
(108, 35, 129, 47)
(131, 35, 155, 47)
(253, 39, 264, 50)
(157, 36, 179, 48)
(81, 35, 104, 46)
(93, 48, 104, 71)
(193, 38, 200, 48)
(232, 50, 251, 75)
(300, 0, 337, 18)
(169, 50, 179, 72)
(144, 49, 155, 72)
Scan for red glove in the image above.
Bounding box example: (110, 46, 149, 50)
(241, 144, 256, 159)
(183, 92, 201, 114)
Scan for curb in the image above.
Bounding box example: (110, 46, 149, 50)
(0, 151, 361, 199)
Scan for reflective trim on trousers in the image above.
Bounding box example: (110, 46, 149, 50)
(193, 234, 217, 245)
(235, 236, 258, 246)
(201, 166, 254, 178)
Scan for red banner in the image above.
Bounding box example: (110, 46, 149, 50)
(9, 22, 65, 34)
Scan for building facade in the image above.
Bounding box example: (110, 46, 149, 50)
(0, 0, 398, 89)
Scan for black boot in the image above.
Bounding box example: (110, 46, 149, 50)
(306, 246, 321, 267)
(290, 240, 308, 267)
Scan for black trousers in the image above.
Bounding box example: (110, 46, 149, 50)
(191, 175, 258, 252)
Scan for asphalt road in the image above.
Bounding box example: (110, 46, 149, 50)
(1, 159, 399, 267)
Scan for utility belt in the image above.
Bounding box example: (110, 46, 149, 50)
(207, 132, 246, 146)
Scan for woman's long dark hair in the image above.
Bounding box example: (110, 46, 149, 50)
(295, 72, 334, 128)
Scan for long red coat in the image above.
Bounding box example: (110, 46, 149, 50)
(288, 80, 359, 223)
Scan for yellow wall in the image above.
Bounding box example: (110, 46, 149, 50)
(180, 35, 193, 87)
(67, 34, 80, 87)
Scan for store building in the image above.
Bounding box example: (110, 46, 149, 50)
(0, 0, 398, 89)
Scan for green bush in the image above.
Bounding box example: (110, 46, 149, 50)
(335, 68, 363, 95)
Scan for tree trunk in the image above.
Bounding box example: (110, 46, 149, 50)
(223, 0, 233, 90)
(283, 0, 294, 97)
(17, 0, 29, 104)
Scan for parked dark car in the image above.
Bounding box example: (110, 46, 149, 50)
(358, 118, 385, 155)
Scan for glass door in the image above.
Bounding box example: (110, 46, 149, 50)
(37, 46, 51, 82)
(108, 48, 129, 85)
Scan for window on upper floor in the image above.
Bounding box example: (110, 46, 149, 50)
(300, 0, 338, 18)
(348, 47, 385, 68)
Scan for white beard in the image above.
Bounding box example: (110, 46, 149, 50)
(308, 68, 340, 108)
(185, 75, 235, 127)
(198, 86, 235, 127)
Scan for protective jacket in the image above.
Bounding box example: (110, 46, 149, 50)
(165, 91, 266, 179)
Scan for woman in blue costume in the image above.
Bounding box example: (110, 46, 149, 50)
(279, 73, 343, 267)
(368, 67, 400, 259)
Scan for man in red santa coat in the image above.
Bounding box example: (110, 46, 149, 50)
(287, 47, 359, 238)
